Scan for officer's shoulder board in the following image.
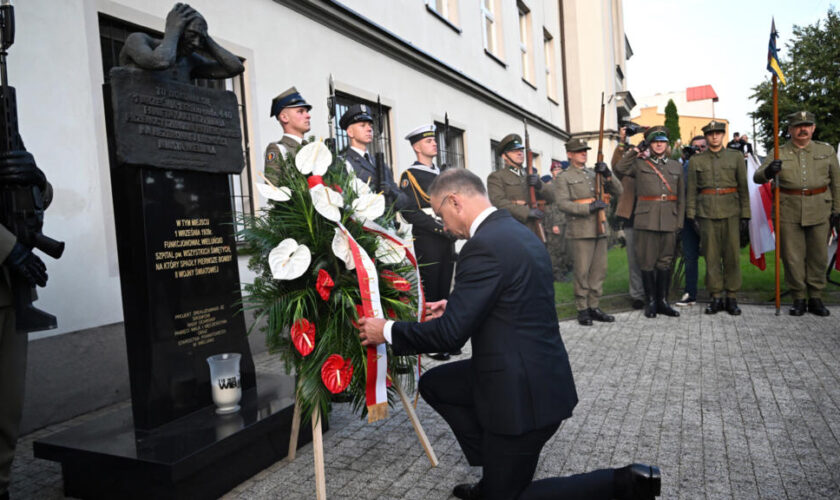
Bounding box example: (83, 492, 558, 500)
(814, 140, 836, 152)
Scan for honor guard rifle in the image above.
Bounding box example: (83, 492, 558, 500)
(0, 0, 65, 333)
(523, 119, 546, 243)
(595, 92, 607, 235)
(441, 112, 450, 171)
(326, 74, 337, 156)
(374, 96, 385, 193)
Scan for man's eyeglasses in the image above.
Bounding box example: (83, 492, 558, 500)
(435, 192, 457, 218)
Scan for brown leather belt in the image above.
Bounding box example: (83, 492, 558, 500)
(779, 186, 828, 196)
(638, 195, 678, 201)
(700, 187, 737, 195)
(573, 194, 612, 204)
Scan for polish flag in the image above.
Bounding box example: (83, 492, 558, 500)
(747, 153, 775, 269)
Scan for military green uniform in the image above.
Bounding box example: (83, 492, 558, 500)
(487, 165, 556, 236)
(545, 184, 571, 281)
(0, 225, 26, 497)
(263, 134, 304, 185)
(554, 165, 622, 311)
(687, 146, 750, 298)
(755, 139, 840, 300)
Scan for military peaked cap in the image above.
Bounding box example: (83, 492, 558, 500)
(496, 133, 525, 155)
(565, 138, 591, 152)
(645, 126, 669, 142)
(405, 124, 436, 144)
(701, 120, 726, 135)
(270, 86, 311, 117)
(339, 104, 374, 130)
(787, 110, 815, 127)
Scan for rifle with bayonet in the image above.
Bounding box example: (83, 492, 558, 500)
(595, 92, 607, 235)
(326, 74, 337, 156)
(441, 112, 450, 171)
(523, 119, 546, 243)
(374, 96, 385, 193)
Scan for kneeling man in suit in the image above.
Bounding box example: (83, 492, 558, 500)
(359, 168, 661, 500)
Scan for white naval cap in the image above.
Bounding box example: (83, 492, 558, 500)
(405, 124, 437, 144)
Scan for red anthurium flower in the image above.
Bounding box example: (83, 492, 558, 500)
(307, 175, 325, 189)
(321, 354, 353, 393)
(351, 304, 366, 329)
(398, 296, 411, 304)
(332, 184, 343, 193)
(315, 269, 334, 301)
(386, 308, 397, 319)
(290, 318, 316, 356)
(380, 269, 411, 292)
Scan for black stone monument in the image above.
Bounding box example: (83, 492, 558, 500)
(33, 6, 318, 498)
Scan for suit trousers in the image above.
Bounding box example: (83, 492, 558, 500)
(420, 360, 617, 500)
(0, 306, 26, 494)
(780, 219, 830, 299)
(623, 227, 644, 300)
(415, 235, 454, 302)
(570, 237, 607, 311)
(680, 220, 700, 299)
(699, 215, 741, 297)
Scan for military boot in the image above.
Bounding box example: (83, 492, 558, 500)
(725, 297, 741, 316)
(577, 308, 593, 326)
(808, 298, 830, 316)
(789, 299, 806, 316)
(705, 297, 724, 314)
(655, 269, 679, 317)
(641, 270, 657, 318)
(589, 307, 615, 322)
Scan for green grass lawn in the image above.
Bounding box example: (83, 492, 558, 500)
(554, 245, 840, 319)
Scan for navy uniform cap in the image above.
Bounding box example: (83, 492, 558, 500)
(405, 124, 436, 144)
(339, 104, 374, 130)
(270, 86, 312, 117)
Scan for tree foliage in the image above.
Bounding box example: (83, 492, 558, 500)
(664, 99, 681, 147)
(750, 8, 840, 153)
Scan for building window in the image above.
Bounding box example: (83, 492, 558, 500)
(98, 14, 254, 240)
(433, 121, 466, 169)
(332, 92, 393, 167)
(518, 2, 535, 85)
(490, 140, 503, 172)
(426, 0, 460, 31)
(544, 28, 558, 102)
(481, 0, 504, 61)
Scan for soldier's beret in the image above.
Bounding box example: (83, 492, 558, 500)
(270, 86, 312, 117)
(565, 137, 591, 152)
(339, 104, 374, 130)
(701, 120, 726, 135)
(496, 133, 525, 155)
(405, 124, 436, 144)
(787, 110, 815, 127)
(645, 126, 669, 142)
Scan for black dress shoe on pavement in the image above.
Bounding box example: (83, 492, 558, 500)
(428, 352, 451, 361)
(453, 481, 482, 500)
(589, 307, 615, 322)
(725, 297, 741, 316)
(704, 298, 723, 314)
(808, 298, 830, 316)
(614, 463, 661, 500)
(790, 299, 806, 316)
(577, 309, 593, 326)
(631, 298, 645, 310)
(449, 348, 463, 355)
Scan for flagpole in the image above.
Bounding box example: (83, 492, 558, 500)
(772, 74, 781, 315)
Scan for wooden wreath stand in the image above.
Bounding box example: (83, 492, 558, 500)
(286, 383, 438, 499)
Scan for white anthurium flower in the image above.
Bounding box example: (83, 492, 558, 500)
(295, 141, 332, 176)
(397, 220, 413, 240)
(351, 192, 385, 221)
(256, 183, 292, 202)
(331, 228, 355, 271)
(268, 238, 311, 280)
(310, 184, 343, 222)
(350, 177, 371, 196)
(375, 236, 406, 264)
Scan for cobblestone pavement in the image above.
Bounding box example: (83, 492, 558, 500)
(9, 304, 840, 499)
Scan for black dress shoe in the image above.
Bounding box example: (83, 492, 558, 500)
(577, 309, 593, 326)
(808, 298, 830, 316)
(449, 348, 463, 355)
(428, 352, 451, 361)
(589, 307, 615, 322)
(790, 299, 806, 316)
(453, 481, 482, 500)
(704, 298, 723, 314)
(631, 298, 645, 310)
(614, 463, 661, 500)
(725, 297, 741, 316)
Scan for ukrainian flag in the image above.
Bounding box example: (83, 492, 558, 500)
(767, 19, 787, 85)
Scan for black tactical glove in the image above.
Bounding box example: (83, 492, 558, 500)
(4, 242, 48, 287)
(527, 208, 545, 220)
(594, 162, 611, 178)
(526, 173, 542, 191)
(588, 200, 608, 213)
(688, 218, 701, 234)
(764, 159, 782, 180)
(830, 212, 840, 231)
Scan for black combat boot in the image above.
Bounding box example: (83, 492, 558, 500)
(655, 269, 679, 317)
(725, 297, 741, 316)
(789, 299, 806, 316)
(705, 297, 724, 314)
(589, 307, 615, 322)
(577, 308, 593, 326)
(808, 298, 830, 316)
(641, 270, 657, 318)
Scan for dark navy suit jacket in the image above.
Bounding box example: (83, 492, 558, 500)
(391, 209, 578, 435)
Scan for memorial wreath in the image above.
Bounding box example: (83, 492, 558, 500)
(239, 141, 422, 424)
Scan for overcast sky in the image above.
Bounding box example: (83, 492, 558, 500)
(624, 0, 834, 153)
